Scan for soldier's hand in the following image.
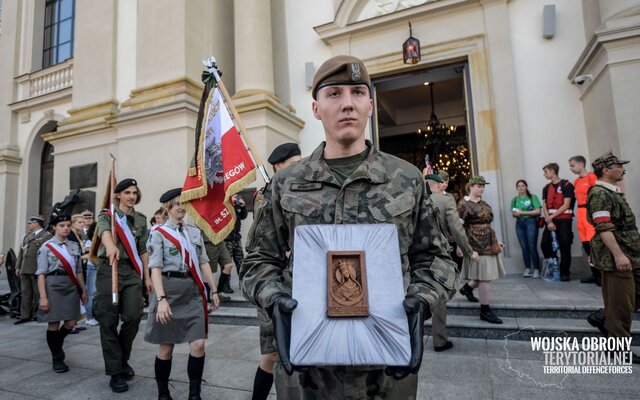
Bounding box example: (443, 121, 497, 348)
(106, 245, 120, 266)
(385, 295, 431, 380)
(39, 297, 50, 312)
(15, 268, 21, 277)
(267, 293, 298, 375)
(456, 247, 464, 258)
(614, 254, 632, 272)
(157, 299, 172, 324)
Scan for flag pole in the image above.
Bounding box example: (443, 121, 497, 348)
(109, 153, 119, 305)
(203, 57, 271, 184)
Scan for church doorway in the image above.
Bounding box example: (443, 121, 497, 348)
(372, 62, 476, 201)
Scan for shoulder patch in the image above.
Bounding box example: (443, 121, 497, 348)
(290, 182, 323, 191)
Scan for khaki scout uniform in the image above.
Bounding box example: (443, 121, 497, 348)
(241, 141, 457, 398)
(94, 207, 148, 376)
(587, 179, 640, 338)
(430, 191, 474, 348)
(16, 228, 51, 320)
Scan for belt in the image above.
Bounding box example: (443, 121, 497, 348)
(578, 204, 587, 208)
(46, 270, 67, 276)
(549, 209, 573, 214)
(161, 271, 192, 279)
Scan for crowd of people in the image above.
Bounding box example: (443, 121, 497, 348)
(2, 54, 638, 399)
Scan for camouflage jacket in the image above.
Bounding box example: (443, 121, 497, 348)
(240, 141, 457, 311)
(457, 197, 502, 255)
(586, 181, 640, 271)
(245, 182, 271, 252)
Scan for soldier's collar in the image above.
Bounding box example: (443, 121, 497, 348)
(595, 180, 622, 193)
(163, 219, 182, 230)
(115, 206, 135, 216)
(302, 140, 387, 184)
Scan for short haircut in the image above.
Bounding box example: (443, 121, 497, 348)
(543, 162, 559, 175)
(593, 166, 604, 178)
(569, 155, 586, 165)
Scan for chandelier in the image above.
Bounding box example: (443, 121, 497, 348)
(416, 82, 456, 140)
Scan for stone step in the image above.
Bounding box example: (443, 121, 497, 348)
(200, 306, 640, 344)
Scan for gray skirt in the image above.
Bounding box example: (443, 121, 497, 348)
(462, 254, 506, 281)
(37, 275, 81, 323)
(144, 275, 206, 344)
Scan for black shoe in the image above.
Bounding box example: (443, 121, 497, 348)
(560, 274, 570, 282)
(52, 353, 69, 373)
(480, 308, 503, 324)
(14, 318, 31, 325)
(69, 327, 79, 334)
(156, 379, 173, 400)
(188, 379, 202, 400)
(459, 284, 479, 303)
(434, 341, 453, 352)
(587, 309, 608, 336)
(222, 282, 234, 294)
(122, 363, 135, 380)
(110, 374, 129, 393)
(580, 275, 597, 283)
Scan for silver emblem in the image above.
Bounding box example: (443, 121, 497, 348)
(351, 63, 361, 81)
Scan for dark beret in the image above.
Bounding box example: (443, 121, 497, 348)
(114, 178, 138, 193)
(268, 143, 301, 165)
(50, 215, 71, 226)
(28, 215, 45, 224)
(312, 55, 371, 100)
(159, 188, 182, 203)
(425, 174, 443, 183)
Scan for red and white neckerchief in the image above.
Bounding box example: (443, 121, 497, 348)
(156, 225, 209, 332)
(104, 210, 144, 279)
(45, 240, 82, 293)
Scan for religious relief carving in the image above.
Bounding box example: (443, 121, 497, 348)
(327, 251, 369, 317)
(358, 0, 430, 21)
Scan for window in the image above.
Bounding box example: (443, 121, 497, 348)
(42, 0, 75, 68)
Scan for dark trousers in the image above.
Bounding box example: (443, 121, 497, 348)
(515, 218, 540, 271)
(93, 259, 144, 376)
(20, 273, 39, 319)
(541, 219, 573, 276)
(601, 268, 640, 337)
(225, 239, 245, 272)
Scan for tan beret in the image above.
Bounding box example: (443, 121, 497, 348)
(312, 55, 371, 99)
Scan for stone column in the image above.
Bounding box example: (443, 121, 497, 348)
(234, 0, 276, 96)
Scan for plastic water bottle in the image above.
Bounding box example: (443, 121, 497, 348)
(551, 231, 560, 252)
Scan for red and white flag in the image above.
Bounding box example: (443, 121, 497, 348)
(181, 85, 256, 244)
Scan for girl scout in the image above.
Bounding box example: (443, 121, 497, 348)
(145, 188, 220, 400)
(36, 215, 88, 373)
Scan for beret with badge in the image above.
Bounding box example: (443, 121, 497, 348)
(268, 143, 301, 166)
(114, 178, 138, 193)
(312, 55, 371, 100)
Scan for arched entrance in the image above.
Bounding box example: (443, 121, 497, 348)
(26, 120, 58, 221)
(39, 142, 55, 218)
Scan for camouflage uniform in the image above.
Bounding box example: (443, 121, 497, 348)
(225, 200, 247, 272)
(587, 154, 640, 338)
(241, 141, 457, 399)
(94, 207, 148, 376)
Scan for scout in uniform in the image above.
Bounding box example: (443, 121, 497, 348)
(426, 173, 479, 352)
(36, 215, 88, 373)
(241, 55, 457, 399)
(15, 215, 51, 324)
(93, 178, 149, 393)
(145, 188, 220, 400)
(457, 176, 506, 324)
(568, 155, 600, 284)
(247, 143, 301, 400)
(586, 153, 640, 364)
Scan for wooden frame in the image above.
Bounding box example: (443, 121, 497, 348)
(327, 251, 369, 317)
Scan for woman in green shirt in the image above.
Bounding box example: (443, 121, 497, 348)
(511, 180, 542, 277)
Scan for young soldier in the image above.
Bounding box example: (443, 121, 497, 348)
(36, 215, 88, 372)
(241, 55, 457, 398)
(145, 188, 220, 400)
(569, 155, 600, 285)
(93, 178, 149, 393)
(586, 153, 640, 364)
(426, 174, 479, 352)
(541, 163, 576, 281)
(15, 215, 51, 324)
(248, 143, 302, 400)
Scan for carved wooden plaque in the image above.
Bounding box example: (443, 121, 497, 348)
(327, 251, 369, 317)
